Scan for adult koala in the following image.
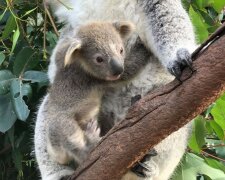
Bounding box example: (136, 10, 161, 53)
(39, 0, 197, 179)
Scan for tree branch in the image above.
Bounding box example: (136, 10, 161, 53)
(69, 24, 225, 180)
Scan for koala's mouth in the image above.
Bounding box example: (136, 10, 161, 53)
(106, 75, 121, 81)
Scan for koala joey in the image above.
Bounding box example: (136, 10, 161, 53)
(35, 21, 150, 180)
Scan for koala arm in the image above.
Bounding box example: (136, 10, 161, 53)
(137, 0, 197, 77)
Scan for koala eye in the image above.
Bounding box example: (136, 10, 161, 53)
(96, 56, 104, 63)
(120, 48, 123, 54)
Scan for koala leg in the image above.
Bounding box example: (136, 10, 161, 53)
(35, 95, 74, 180)
(132, 123, 192, 180)
(47, 118, 101, 165)
(35, 95, 101, 180)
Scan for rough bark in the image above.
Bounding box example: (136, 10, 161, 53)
(69, 24, 225, 180)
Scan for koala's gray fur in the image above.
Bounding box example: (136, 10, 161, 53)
(35, 21, 151, 180)
(36, 0, 197, 179)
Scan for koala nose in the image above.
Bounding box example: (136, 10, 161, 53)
(110, 59, 124, 76)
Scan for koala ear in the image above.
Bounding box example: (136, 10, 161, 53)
(64, 40, 82, 66)
(113, 21, 135, 38)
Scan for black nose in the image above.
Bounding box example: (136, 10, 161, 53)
(110, 59, 124, 76)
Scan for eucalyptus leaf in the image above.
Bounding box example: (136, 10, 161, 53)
(0, 8, 7, 22)
(11, 28, 20, 53)
(0, 70, 15, 95)
(0, 52, 5, 65)
(0, 94, 17, 133)
(23, 71, 48, 84)
(212, 0, 225, 13)
(13, 47, 35, 76)
(209, 121, 224, 140)
(10, 79, 30, 121)
(211, 99, 225, 130)
(172, 153, 225, 180)
(188, 116, 206, 153)
(1, 15, 16, 39)
(22, 83, 32, 100)
(12, 148, 23, 172)
(189, 6, 209, 43)
(205, 158, 225, 173)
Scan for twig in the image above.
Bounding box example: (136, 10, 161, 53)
(44, 2, 60, 37)
(56, 0, 73, 10)
(202, 144, 225, 149)
(43, 6, 47, 59)
(201, 150, 225, 163)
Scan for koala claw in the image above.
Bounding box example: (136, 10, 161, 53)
(167, 48, 193, 80)
(86, 119, 101, 143)
(131, 149, 158, 178)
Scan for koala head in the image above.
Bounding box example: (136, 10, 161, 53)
(64, 21, 134, 81)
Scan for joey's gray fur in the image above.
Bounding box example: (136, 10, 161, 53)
(37, 0, 197, 179)
(35, 21, 150, 180)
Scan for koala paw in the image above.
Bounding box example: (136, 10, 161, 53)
(86, 119, 101, 144)
(167, 48, 193, 80)
(131, 149, 158, 178)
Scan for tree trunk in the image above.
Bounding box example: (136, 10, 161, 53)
(69, 24, 225, 180)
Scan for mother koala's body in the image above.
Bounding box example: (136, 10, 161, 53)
(43, 0, 196, 179)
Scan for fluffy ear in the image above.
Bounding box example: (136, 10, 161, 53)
(113, 21, 135, 38)
(64, 40, 82, 66)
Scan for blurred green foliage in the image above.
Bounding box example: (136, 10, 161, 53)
(0, 0, 57, 179)
(0, 0, 224, 180)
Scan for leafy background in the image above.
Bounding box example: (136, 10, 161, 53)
(0, 0, 225, 179)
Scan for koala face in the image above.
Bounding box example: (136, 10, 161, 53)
(64, 21, 134, 81)
(79, 32, 125, 81)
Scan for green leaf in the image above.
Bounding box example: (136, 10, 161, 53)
(0, 94, 17, 133)
(21, 83, 32, 100)
(0, 70, 15, 95)
(198, 9, 216, 27)
(12, 148, 23, 172)
(205, 158, 225, 173)
(220, 93, 225, 101)
(46, 31, 58, 48)
(202, 0, 215, 7)
(21, 7, 37, 18)
(194, 0, 204, 9)
(23, 70, 48, 84)
(205, 139, 225, 159)
(0, 8, 7, 22)
(212, 0, 225, 13)
(189, 6, 209, 43)
(211, 98, 225, 130)
(10, 79, 30, 121)
(188, 116, 206, 153)
(205, 121, 214, 134)
(1, 15, 17, 39)
(0, 52, 5, 65)
(13, 47, 36, 76)
(172, 153, 225, 180)
(11, 28, 20, 54)
(209, 120, 225, 140)
(216, 146, 225, 159)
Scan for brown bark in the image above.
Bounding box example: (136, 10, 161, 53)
(69, 25, 225, 180)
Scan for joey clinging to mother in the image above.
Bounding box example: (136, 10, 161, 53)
(44, 21, 150, 166)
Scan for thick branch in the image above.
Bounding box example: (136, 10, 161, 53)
(69, 25, 225, 180)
